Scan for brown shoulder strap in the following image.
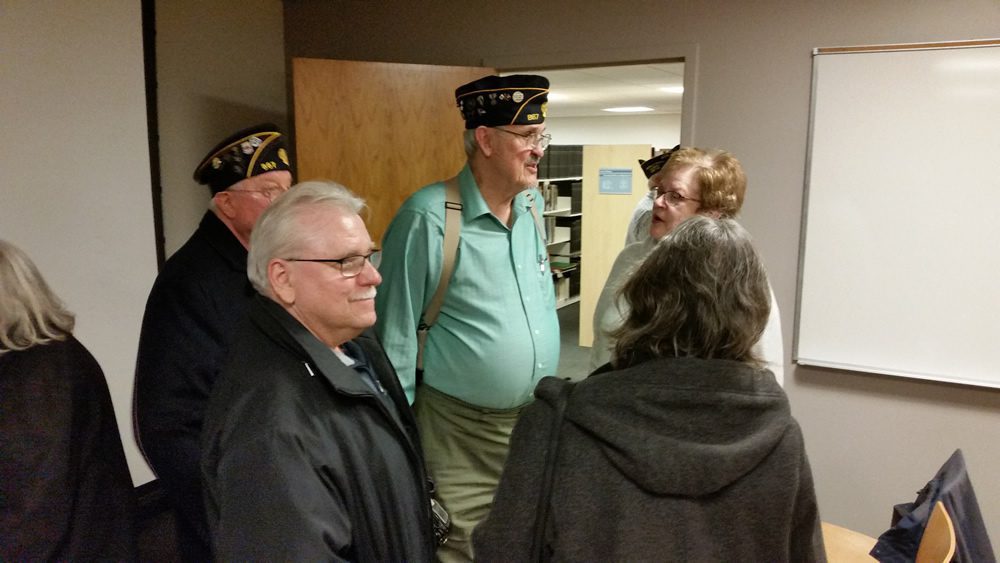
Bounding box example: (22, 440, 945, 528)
(416, 176, 462, 371)
(525, 190, 547, 244)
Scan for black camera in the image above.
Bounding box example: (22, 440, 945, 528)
(430, 497, 451, 546)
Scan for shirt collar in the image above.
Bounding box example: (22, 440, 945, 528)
(458, 163, 535, 223)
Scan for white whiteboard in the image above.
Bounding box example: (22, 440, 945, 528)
(796, 40, 1000, 389)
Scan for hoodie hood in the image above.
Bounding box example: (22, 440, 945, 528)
(540, 357, 790, 497)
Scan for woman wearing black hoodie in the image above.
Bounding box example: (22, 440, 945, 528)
(474, 216, 825, 562)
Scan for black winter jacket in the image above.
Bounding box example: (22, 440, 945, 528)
(134, 211, 253, 558)
(201, 295, 436, 561)
(0, 338, 137, 559)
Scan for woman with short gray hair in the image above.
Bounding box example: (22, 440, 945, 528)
(474, 216, 824, 561)
(611, 216, 769, 367)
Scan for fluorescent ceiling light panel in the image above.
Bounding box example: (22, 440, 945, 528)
(602, 106, 654, 113)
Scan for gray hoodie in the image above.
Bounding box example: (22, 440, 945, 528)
(474, 357, 826, 562)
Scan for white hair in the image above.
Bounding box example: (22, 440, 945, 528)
(247, 181, 366, 295)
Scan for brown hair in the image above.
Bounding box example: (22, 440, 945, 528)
(656, 147, 747, 217)
(610, 216, 769, 367)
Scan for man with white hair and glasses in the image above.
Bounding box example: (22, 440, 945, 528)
(201, 181, 436, 560)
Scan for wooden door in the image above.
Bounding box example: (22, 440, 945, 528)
(292, 58, 493, 244)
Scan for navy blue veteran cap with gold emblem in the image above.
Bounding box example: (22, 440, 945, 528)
(639, 144, 681, 179)
(193, 123, 291, 194)
(455, 74, 549, 129)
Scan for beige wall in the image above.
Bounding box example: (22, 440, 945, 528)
(282, 0, 1000, 537)
(2, 1, 159, 486)
(156, 0, 287, 256)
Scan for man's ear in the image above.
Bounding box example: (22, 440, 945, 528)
(474, 126, 494, 157)
(213, 191, 237, 219)
(268, 259, 295, 305)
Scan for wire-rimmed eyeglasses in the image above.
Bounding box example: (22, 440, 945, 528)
(650, 186, 701, 206)
(284, 249, 381, 278)
(492, 127, 552, 150)
(227, 185, 289, 201)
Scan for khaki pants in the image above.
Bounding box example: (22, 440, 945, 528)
(415, 385, 524, 563)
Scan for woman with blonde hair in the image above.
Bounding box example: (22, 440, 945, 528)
(474, 217, 823, 561)
(0, 240, 136, 559)
(589, 147, 784, 384)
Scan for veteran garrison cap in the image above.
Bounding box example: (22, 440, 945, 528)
(455, 74, 549, 129)
(639, 144, 681, 179)
(193, 123, 291, 194)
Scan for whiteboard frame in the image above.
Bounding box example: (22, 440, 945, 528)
(794, 38, 1000, 389)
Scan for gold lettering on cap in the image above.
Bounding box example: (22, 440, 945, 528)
(526, 113, 540, 121)
(261, 161, 278, 171)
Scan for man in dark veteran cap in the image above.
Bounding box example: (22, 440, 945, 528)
(375, 75, 560, 562)
(133, 123, 292, 560)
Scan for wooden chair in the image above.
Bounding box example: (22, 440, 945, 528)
(822, 521, 878, 562)
(915, 501, 956, 563)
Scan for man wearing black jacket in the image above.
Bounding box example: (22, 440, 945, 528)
(201, 181, 436, 560)
(133, 124, 292, 560)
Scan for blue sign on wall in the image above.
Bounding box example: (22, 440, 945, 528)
(598, 168, 633, 194)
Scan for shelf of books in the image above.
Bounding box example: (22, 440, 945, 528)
(539, 145, 583, 309)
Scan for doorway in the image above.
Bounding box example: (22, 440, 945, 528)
(503, 62, 686, 379)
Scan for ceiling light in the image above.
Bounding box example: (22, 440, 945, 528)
(660, 86, 684, 94)
(547, 91, 568, 101)
(602, 106, 654, 113)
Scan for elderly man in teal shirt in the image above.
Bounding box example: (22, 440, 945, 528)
(375, 74, 560, 562)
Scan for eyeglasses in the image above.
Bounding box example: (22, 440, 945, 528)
(284, 249, 381, 278)
(491, 127, 552, 150)
(650, 186, 701, 206)
(228, 185, 289, 201)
